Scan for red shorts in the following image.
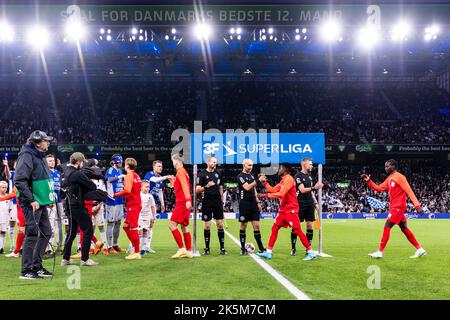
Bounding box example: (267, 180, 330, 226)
(387, 208, 407, 225)
(17, 205, 25, 228)
(85, 201, 94, 218)
(124, 205, 142, 229)
(274, 211, 301, 230)
(171, 203, 191, 226)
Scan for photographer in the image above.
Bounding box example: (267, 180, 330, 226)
(61, 153, 101, 267)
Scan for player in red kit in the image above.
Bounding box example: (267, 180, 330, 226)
(1, 187, 25, 258)
(169, 155, 193, 259)
(361, 159, 426, 259)
(113, 158, 142, 260)
(256, 163, 317, 261)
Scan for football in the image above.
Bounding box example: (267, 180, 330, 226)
(244, 242, 255, 253)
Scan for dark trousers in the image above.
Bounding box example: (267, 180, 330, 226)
(63, 206, 93, 262)
(22, 206, 52, 273)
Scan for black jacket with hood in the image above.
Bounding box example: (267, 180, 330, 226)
(14, 144, 56, 208)
(61, 165, 98, 208)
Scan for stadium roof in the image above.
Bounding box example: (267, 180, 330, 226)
(0, 0, 448, 79)
(2, 0, 450, 4)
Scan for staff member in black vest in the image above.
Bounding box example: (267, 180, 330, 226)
(291, 157, 323, 256)
(14, 131, 56, 280)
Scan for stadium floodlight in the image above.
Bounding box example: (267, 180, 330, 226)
(164, 35, 169, 40)
(193, 22, 212, 40)
(320, 20, 342, 42)
(106, 35, 112, 41)
(391, 21, 411, 41)
(107, 29, 111, 34)
(295, 34, 301, 41)
(0, 22, 14, 42)
(230, 27, 235, 34)
(171, 28, 176, 34)
(139, 35, 144, 41)
(27, 25, 50, 49)
(268, 27, 274, 34)
(424, 25, 439, 41)
(261, 34, 267, 40)
(237, 35, 242, 40)
(302, 28, 307, 34)
(100, 28, 105, 34)
(65, 21, 86, 42)
(131, 27, 138, 35)
(236, 27, 242, 35)
(357, 26, 380, 49)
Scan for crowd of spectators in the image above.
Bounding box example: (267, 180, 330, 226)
(0, 80, 448, 212)
(137, 164, 449, 214)
(0, 81, 448, 145)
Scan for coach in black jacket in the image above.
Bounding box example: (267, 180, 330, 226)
(61, 152, 99, 266)
(14, 131, 55, 280)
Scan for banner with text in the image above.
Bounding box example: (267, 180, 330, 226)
(1, 4, 450, 26)
(190, 133, 326, 165)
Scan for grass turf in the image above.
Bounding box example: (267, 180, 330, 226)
(0, 218, 449, 300)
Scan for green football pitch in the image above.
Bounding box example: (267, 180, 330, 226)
(1, 219, 449, 300)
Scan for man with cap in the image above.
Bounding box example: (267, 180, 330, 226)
(60, 152, 99, 267)
(14, 130, 56, 279)
(105, 154, 126, 254)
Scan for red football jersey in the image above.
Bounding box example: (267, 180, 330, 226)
(171, 167, 191, 204)
(114, 170, 142, 207)
(367, 171, 420, 211)
(263, 174, 299, 214)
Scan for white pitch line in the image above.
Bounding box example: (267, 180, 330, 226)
(222, 228, 311, 300)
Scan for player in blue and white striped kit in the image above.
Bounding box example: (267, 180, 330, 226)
(143, 160, 172, 253)
(46, 154, 64, 255)
(144, 160, 172, 214)
(105, 154, 126, 254)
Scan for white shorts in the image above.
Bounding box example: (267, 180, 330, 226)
(139, 218, 152, 230)
(0, 211, 9, 227)
(92, 207, 105, 226)
(9, 205, 17, 222)
(0, 223, 7, 232)
(106, 205, 124, 223)
(47, 203, 64, 224)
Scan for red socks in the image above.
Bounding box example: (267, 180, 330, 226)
(171, 229, 184, 249)
(293, 228, 311, 251)
(171, 229, 191, 251)
(402, 227, 421, 249)
(379, 227, 391, 252)
(14, 232, 25, 254)
(183, 232, 192, 252)
(123, 226, 140, 253)
(380, 226, 421, 252)
(268, 225, 280, 250)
